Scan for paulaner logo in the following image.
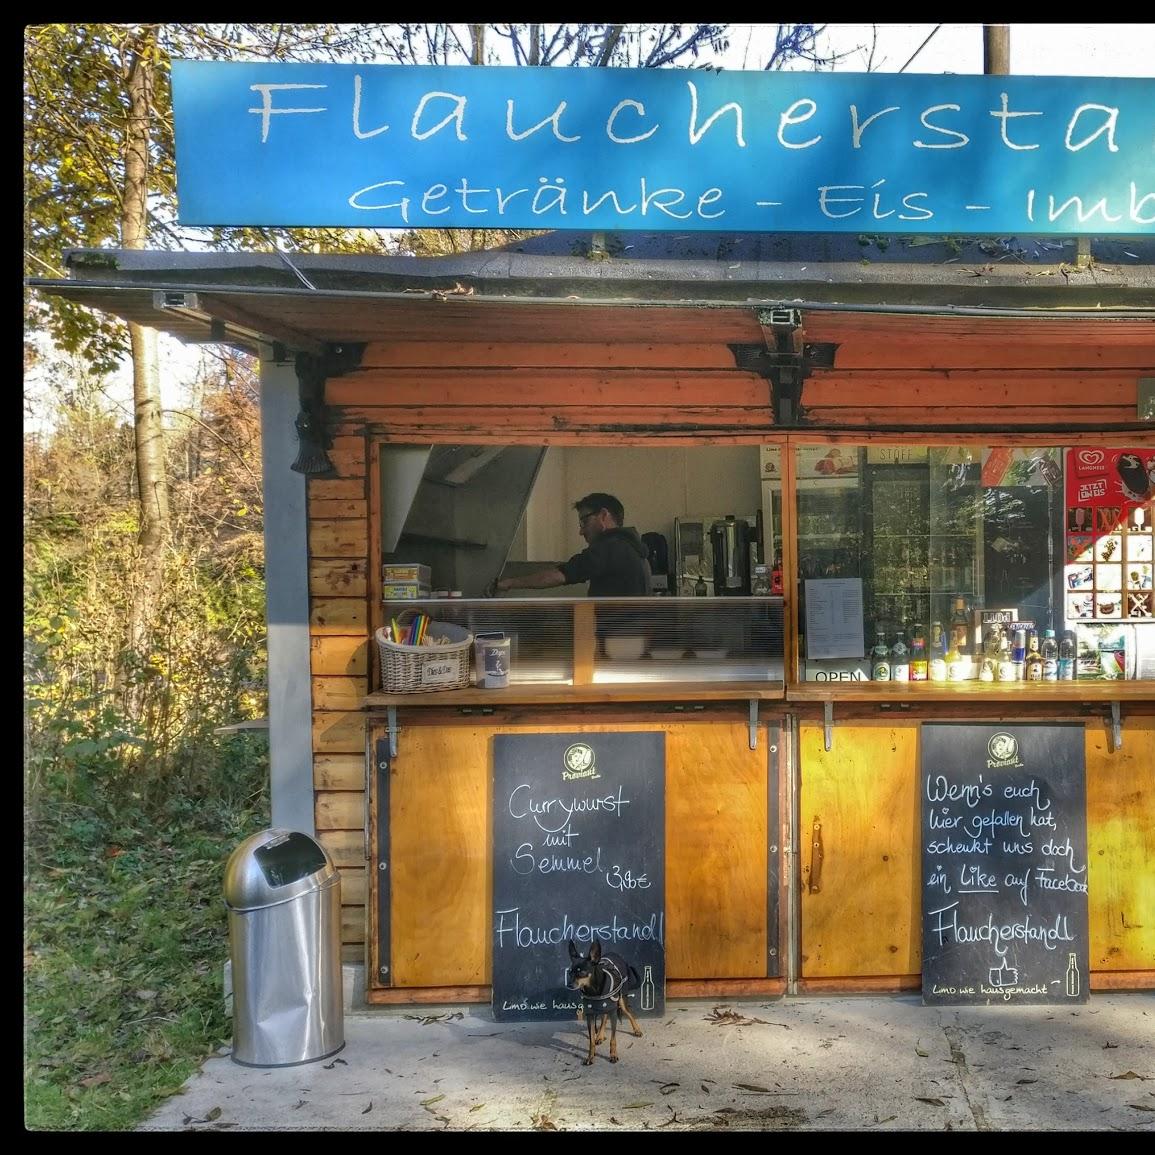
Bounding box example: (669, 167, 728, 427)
(987, 732, 1024, 769)
(562, 742, 599, 781)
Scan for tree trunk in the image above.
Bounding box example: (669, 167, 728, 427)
(122, 26, 170, 698)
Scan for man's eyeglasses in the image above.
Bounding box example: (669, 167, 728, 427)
(577, 511, 597, 527)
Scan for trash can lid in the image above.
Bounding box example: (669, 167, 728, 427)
(224, 828, 339, 910)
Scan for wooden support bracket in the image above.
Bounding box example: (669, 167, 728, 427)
(824, 700, 834, 752)
(1110, 700, 1122, 751)
(748, 698, 759, 750)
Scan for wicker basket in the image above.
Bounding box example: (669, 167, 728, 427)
(375, 621, 473, 694)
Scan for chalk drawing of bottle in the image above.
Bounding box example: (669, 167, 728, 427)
(639, 965, 656, 1011)
(1065, 952, 1080, 998)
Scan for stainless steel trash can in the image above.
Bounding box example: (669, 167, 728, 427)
(224, 828, 344, 1067)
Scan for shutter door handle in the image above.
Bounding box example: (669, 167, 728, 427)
(808, 817, 824, 895)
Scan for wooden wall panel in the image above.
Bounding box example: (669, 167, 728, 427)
(312, 677, 369, 712)
(326, 434, 367, 479)
(315, 753, 365, 791)
(309, 559, 368, 598)
(307, 477, 366, 501)
(341, 906, 365, 946)
(358, 341, 739, 370)
(388, 725, 492, 987)
(665, 723, 768, 979)
(310, 635, 369, 677)
(798, 718, 1155, 982)
(316, 790, 364, 830)
(338, 867, 366, 907)
(309, 596, 368, 634)
(309, 519, 368, 557)
(382, 715, 773, 990)
(799, 722, 921, 979)
(1086, 719, 1155, 974)
(318, 829, 365, 868)
(307, 499, 366, 520)
(313, 710, 367, 753)
(328, 370, 766, 408)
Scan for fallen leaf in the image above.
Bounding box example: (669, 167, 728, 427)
(659, 1082, 680, 1095)
(421, 1094, 445, 1107)
(915, 1042, 929, 1058)
(206, 1107, 222, 1121)
(875, 1115, 897, 1125)
(323, 1057, 348, 1068)
(1128, 1103, 1155, 1112)
(79, 1073, 112, 1088)
(469, 1103, 486, 1112)
(609, 1117, 622, 1125)
(361, 1102, 373, 1114)
(531, 1114, 558, 1130)
(734, 1083, 774, 1093)
(623, 1102, 654, 1109)
(1103, 1042, 1119, 1049)
(705, 1005, 768, 1026)
(915, 1097, 946, 1107)
(1016, 1079, 1038, 1085)
(1110, 1071, 1151, 1081)
(701, 1083, 710, 1093)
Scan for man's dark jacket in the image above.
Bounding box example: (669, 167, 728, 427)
(559, 527, 652, 596)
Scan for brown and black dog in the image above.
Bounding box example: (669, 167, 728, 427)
(566, 939, 644, 1064)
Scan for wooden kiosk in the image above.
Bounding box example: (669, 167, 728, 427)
(36, 235, 1154, 1005)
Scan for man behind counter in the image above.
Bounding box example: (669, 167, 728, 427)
(491, 492, 652, 597)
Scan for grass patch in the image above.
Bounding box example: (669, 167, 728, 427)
(25, 775, 269, 1132)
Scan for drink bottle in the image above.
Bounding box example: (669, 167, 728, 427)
(997, 627, 1016, 682)
(909, 626, 928, 681)
(890, 629, 909, 681)
(1065, 952, 1080, 998)
(929, 621, 947, 682)
(871, 630, 891, 681)
(1058, 630, 1076, 680)
(1041, 629, 1059, 681)
(1012, 628, 1027, 681)
(1025, 631, 1044, 681)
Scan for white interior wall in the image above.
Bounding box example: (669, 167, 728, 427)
(522, 446, 762, 562)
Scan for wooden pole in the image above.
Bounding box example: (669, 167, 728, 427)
(983, 25, 1010, 75)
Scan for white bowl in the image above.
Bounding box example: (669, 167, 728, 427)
(604, 636, 647, 660)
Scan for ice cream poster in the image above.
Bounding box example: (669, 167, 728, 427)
(1064, 448, 1155, 623)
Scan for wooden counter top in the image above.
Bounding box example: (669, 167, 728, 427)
(363, 680, 786, 707)
(363, 679, 1152, 708)
(787, 681, 1154, 702)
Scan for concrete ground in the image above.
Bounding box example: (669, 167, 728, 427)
(138, 991, 1154, 1132)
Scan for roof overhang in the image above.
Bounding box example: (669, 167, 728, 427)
(27, 233, 1155, 356)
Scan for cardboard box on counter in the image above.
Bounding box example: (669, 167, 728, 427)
(382, 582, 432, 600)
(383, 563, 432, 585)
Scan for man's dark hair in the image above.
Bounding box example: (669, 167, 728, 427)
(574, 492, 624, 525)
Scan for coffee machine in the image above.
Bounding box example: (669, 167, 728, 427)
(711, 515, 753, 596)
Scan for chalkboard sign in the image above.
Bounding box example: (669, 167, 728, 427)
(492, 732, 665, 1023)
(921, 722, 1089, 1006)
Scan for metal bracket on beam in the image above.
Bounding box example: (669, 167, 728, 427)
(1110, 701, 1122, 751)
(824, 700, 834, 752)
(387, 706, 399, 758)
(748, 699, 759, 750)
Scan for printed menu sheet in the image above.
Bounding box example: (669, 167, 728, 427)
(804, 578, 865, 660)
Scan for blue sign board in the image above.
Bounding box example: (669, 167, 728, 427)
(172, 62, 1155, 234)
